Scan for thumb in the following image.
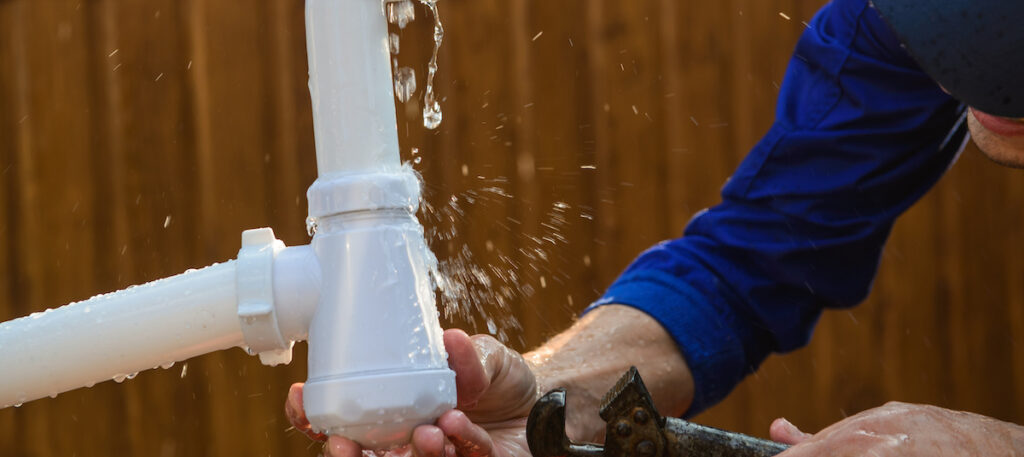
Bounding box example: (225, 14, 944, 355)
(769, 418, 813, 445)
(443, 328, 491, 409)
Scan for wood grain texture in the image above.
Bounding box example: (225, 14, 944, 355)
(1, 0, 1023, 455)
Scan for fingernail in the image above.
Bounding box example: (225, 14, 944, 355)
(780, 418, 799, 433)
(779, 417, 810, 438)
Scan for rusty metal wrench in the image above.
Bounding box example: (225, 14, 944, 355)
(526, 367, 789, 457)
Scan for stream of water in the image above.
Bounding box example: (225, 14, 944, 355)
(386, 0, 444, 130)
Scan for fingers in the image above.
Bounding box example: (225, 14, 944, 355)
(285, 383, 326, 442)
(412, 425, 448, 457)
(437, 409, 496, 457)
(324, 435, 364, 457)
(444, 329, 490, 409)
(769, 418, 813, 445)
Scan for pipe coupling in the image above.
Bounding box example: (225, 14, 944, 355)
(236, 227, 294, 366)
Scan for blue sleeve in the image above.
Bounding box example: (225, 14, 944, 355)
(587, 0, 966, 417)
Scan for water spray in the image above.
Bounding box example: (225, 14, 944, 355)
(0, 0, 454, 448)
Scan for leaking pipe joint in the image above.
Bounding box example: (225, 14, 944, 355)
(302, 171, 455, 448)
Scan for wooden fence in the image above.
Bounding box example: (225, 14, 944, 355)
(1, 0, 1022, 455)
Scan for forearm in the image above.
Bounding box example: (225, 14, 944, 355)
(524, 305, 693, 442)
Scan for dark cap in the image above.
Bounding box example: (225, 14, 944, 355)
(871, 0, 1024, 117)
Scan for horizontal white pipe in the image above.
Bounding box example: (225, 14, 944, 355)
(0, 261, 243, 408)
(0, 244, 322, 409)
(306, 0, 402, 177)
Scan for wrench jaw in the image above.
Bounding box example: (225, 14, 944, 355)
(527, 388, 605, 457)
(598, 367, 667, 457)
(527, 388, 572, 457)
(527, 368, 667, 457)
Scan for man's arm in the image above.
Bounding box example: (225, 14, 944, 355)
(589, 0, 963, 416)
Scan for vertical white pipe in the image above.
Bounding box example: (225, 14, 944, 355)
(306, 0, 401, 177)
(0, 262, 244, 408)
(301, 0, 456, 447)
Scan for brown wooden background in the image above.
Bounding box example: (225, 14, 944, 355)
(1, 0, 1023, 456)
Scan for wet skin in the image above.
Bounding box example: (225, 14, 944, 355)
(770, 403, 1024, 456)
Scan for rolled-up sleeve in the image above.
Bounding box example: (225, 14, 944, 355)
(588, 0, 965, 416)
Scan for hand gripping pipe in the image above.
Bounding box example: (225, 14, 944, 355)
(0, 0, 455, 448)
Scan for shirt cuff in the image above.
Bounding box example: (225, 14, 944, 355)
(584, 269, 750, 417)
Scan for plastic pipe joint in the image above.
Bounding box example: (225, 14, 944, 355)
(236, 227, 294, 366)
(301, 171, 456, 448)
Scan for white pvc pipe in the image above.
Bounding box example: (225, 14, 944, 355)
(273, 244, 321, 341)
(301, 2, 456, 446)
(0, 245, 322, 409)
(0, 261, 243, 408)
(306, 0, 402, 177)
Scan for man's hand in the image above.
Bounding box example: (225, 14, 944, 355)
(285, 328, 539, 457)
(769, 402, 1024, 456)
(286, 306, 693, 457)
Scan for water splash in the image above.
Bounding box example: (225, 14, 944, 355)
(412, 175, 592, 345)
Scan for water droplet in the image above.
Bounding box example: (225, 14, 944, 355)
(389, 32, 400, 55)
(486, 319, 497, 334)
(305, 216, 318, 236)
(385, 0, 415, 29)
(14, 403, 22, 408)
(161, 361, 175, 370)
(394, 66, 417, 103)
(113, 374, 127, 383)
(423, 99, 442, 129)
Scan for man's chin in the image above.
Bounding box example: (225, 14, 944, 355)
(966, 111, 1024, 169)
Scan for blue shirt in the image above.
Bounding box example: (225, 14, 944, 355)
(588, 0, 967, 417)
